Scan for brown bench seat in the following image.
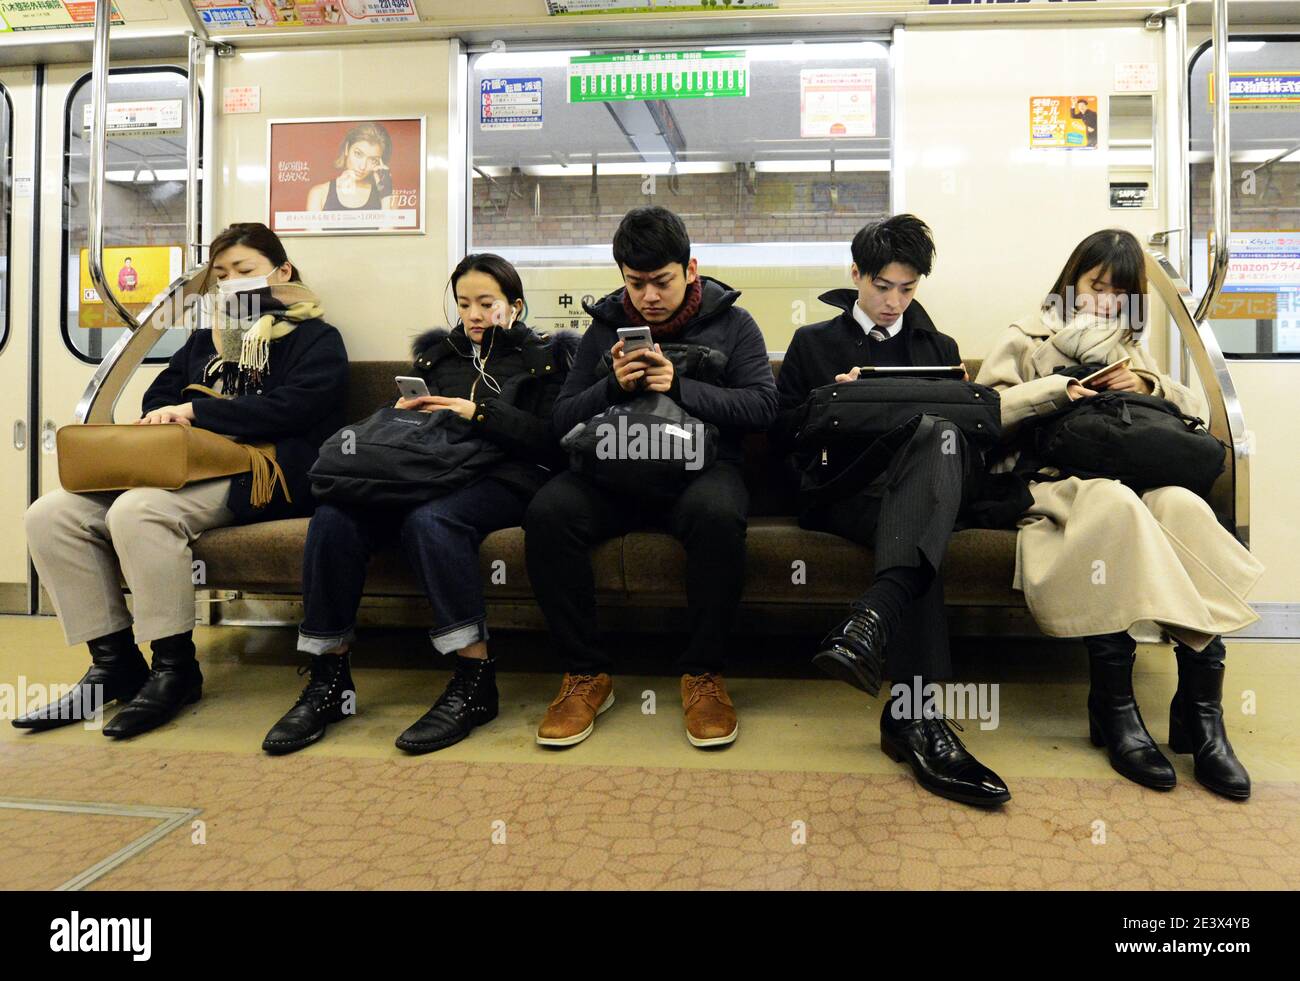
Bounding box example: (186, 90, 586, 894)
(190, 357, 1029, 634)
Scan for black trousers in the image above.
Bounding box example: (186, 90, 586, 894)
(802, 417, 973, 681)
(524, 462, 750, 675)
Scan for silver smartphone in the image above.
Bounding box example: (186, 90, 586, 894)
(395, 375, 430, 400)
(616, 325, 654, 355)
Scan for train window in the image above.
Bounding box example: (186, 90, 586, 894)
(61, 67, 201, 364)
(0, 84, 10, 355)
(468, 40, 892, 259)
(1190, 35, 1300, 358)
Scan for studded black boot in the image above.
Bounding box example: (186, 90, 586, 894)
(12, 627, 149, 731)
(103, 631, 203, 740)
(1170, 638, 1251, 800)
(395, 655, 498, 755)
(261, 653, 357, 756)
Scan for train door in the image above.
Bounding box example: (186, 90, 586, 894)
(0, 66, 32, 612)
(31, 58, 202, 611)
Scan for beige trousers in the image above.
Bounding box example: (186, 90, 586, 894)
(25, 480, 235, 647)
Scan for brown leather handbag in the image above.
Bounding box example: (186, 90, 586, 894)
(56, 385, 291, 509)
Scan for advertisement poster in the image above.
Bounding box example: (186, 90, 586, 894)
(569, 50, 748, 103)
(78, 246, 184, 328)
(1210, 72, 1300, 111)
(191, 1, 417, 29)
(0, 1, 122, 31)
(267, 117, 424, 235)
(800, 68, 876, 138)
(1030, 95, 1098, 148)
(547, 1, 778, 14)
(1216, 231, 1300, 294)
(481, 77, 543, 131)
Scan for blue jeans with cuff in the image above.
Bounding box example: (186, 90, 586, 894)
(298, 477, 528, 657)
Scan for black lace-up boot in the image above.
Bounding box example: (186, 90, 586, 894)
(812, 606, 887, 697)
(395, 656, 498, 755)
(261, 653, 357, 756)
(1170, 638, 1250, 800)
(880, 694, 1011, 806)
(103, 631, 203, 739)
(12, 627, 149, 732)
(1086, 632, 1176, 791)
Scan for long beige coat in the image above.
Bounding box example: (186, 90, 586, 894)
(974, 309, 1263, 651)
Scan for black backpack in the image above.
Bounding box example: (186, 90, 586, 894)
(309, 407, 507, 507)
(1020, 390, 1226, 497)
(561, 392, 719, 502)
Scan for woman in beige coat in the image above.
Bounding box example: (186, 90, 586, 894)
(975, 229, 1262, 800)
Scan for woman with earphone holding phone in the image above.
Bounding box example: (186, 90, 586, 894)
(262, 253, 578, 756)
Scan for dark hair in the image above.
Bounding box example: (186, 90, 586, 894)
(124, 256, 132, 261)
(850, 214, 935, 280)
(206, 222, 301, 282)
(448, 252, 528, 323)
(333, 122, 393, 170)
(612, 206, 691, 273)
(1045, 228, 1148, 324)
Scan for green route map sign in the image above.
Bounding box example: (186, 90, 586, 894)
(568, 50, 749, 103)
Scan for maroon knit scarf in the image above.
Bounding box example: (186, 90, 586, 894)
(621, 278, 704, 340)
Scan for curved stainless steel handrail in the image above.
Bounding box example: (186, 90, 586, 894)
(75, 266, 213, 425)
(85, 0, 143, 336)
(1146, 249, 1249, 546)
(186, 33, 203, 269)
(1193, 0, 1231, 324)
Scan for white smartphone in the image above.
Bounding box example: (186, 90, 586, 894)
(1080, 357, 1132, 388)
(395, 375, 430, 401)
(616, 325, 654, 355)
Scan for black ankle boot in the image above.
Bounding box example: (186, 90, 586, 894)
(1086, 633, 1176, 791)
(12, 627, 149, 731)
(262, 653, 356, 755)
(395, 655, 498, 755)
(1170, 639, 1250, 800)
(103, 632, 203, 739)
(812, 606, 887, 697)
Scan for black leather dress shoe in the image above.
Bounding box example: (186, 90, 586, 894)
(880, 700, 1011, 806)
(12, 628, 148, 731)
(262, 653, 356, 756)
(812, 607, 887, 697)
(103, 632, 202, 740)
(396, 656, 498, 755)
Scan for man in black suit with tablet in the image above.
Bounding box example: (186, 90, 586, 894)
(772, 214, 1009, 806)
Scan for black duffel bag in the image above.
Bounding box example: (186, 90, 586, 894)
(796, 376, 1002, 452)
(309, 407, 507, 508)
(561, 392, 718, 501)
(792, 376, 1003, 508)
(1021, 390, 1226, 497)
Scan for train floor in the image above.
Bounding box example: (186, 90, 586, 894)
(2, 615, 1298, 891)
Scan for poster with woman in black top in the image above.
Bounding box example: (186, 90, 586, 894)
(267, 116, 425, 235)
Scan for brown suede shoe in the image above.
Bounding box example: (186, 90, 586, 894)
(536, 673, 614, 747)
(681, 673, 738, 748)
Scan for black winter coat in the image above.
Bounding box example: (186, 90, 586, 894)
(409, 321, 580, 499)
(141, 318, 349, 523)
(554, 276, 778, 464)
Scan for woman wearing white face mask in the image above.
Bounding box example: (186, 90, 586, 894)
(18, 222, 349, 740)
(976, 229, 1263, 800)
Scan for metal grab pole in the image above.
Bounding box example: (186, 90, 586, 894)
(186, 33, 203, 270)
(1193, 0, 1231, 324)
(87, 0, 142, 333)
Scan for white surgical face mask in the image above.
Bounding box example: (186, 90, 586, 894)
(217, 273, 271, 295)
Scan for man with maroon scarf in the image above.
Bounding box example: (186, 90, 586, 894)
(525, 206, 778, 749)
